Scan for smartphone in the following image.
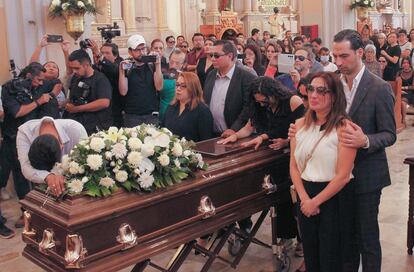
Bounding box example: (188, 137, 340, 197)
(122, 62, 133, 70)
(47, 34, 63, 43)
(140, 55, 157, 63)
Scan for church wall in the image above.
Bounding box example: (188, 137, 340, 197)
(0, 0, 11, 83)
(166, 0, 183, 36)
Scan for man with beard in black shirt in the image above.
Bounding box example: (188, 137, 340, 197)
(65, 49, 112, 135)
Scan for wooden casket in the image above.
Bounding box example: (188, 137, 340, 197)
(20, 137, 290, 271)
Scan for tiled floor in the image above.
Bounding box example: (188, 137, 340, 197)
(1, 122, 414, 271)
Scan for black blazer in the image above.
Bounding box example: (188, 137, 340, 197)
(203, 65, 257, 132)
(349, 69, 396, 194)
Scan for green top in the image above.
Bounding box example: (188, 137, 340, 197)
(159, 79, 176, 121)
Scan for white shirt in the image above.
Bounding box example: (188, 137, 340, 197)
(210, 64, 236, 133)
(322, 62, 338, 72)
(294, 125, 353, 182)
(341, 65, 365, 113)
(16, 117, 88, 183)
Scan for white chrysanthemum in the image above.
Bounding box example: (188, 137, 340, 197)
(78, 166, 85, 174)
(146, 127, 157, 136)
(138, 157, 155, 173)
(61, 2, 70, 10)
(51, 0, 61, 7)
(77, 1, 85, 8)
(130, 131, 138, 138)
(61, 155, 70, 171)
(162, 128, 173, 136)
(158, 154, 170, 166)
(138, 172, 154, 189)
(113, 167, 119, 173)
(110, 161, 116, 167)
(99, 177, 115, 188)
(69, 161, 80, 175)
(180, 137, 187, 144)
(127, 151, 143, 167)
(105, 151, 113, 160)
(68, 179, 84, 194)
(152, 133, 170, 148)
(174, 158, 181, 168)
(128, 138, 142, 150)
(141, 143, 155, 157)
(111, 143, 128, 159)
(195, 153, 205, 168)
(172, 143, 183, 157)
(87, 154, 103, 170)
(183, 150, 191, 157)
(134, 168, 141, 175)
(115, 170, 128, 183)
(90, 137, 105, 152)
(81, 177, 88, 183)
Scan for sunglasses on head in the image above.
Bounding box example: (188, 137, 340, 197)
(306, 85, 331, 96)
(294, 55, 307, 61)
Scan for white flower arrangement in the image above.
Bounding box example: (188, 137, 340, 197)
(350, 0, 375, 9)
(48, 0, 98, 18)
(55, 124, 207, 198)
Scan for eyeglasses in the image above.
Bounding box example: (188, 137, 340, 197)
(167, 40, 176, 44)
(306, 85, 331, 96)
(294, 55, 307, 61)
(209, 53, 227, 59)
(379, 60, 386, 63)
(179, 45, 188, 48)
(176, 83, 187, 89)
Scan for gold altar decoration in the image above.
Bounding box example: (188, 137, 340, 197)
(356, 6, 369, 19)
(63, 11, 86, 42)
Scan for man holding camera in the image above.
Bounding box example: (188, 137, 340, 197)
(119, 34, 163, 127)
(89, 39, 124, 128)
(65, 49, 112, 135)
(1, 62, 59, 227)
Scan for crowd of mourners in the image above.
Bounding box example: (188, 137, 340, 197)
(0, 24, 402, 272)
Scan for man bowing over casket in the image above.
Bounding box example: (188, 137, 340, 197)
(17, 117, 87, 197)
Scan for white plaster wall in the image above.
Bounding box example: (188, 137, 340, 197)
(166, 0, 183, 36)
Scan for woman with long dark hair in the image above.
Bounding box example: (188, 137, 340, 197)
(290, 72, 357, 272)
(243, 44, 266, 76)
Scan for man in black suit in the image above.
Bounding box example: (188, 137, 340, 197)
(204, 40, 257, 138)
(333, 29, 396, 272)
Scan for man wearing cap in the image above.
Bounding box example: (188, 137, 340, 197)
(119, 34, 164, 127)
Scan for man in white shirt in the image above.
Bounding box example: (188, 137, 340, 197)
(17, 117, 87, 197)
(319, 47, 338, 72)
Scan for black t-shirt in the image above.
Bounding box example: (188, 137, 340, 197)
(67, 70, 112, 134)
(383, 45, 401, 81)
(1, 79, 59, 139)
(94, 59, 123, 113)
(162, 103, 214, 142)
(124, 64, 158, 115)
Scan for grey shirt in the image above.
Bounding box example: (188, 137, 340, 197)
(17, 117, 88, 183)
(210, 64, 236, 133)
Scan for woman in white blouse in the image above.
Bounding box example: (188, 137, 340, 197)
(290, 72, 357, 272)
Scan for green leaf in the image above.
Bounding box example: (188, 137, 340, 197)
(122, 180, 132, 191)
(163, 174, 173, 186)
(110, 184, 119, 193)
(101, 187, 111, 197)
(85, 182, 102, 197)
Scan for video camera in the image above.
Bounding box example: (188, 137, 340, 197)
(71, 81, 90, 105)
(98, 22, 121, 43)
(4, 59, 33, 102)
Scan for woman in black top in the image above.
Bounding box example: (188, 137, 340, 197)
(243, 44, 266, 76)
(375, 32, 387, 60)
(382, 32, 401, 81)
(196, 38, 215, 88)
(397, 57, 414, 126)
(282, 37, 294, 54)
(161, 72, 213, 142)
(218, 76, 304, 149)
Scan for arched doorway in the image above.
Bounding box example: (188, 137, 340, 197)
(220, 28, 237, 40)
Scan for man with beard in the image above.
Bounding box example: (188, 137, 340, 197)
(65, 49, 112, 135)
(186, 33, 206, 72)
(119, 34, 163, 127)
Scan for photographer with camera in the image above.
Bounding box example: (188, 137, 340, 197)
(1, 62, 58, 227)
(65, 49, 112, 135)
(87, 39, 124, 128)
(119, 34, 163, 127)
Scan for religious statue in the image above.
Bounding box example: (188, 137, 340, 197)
(268, 7, 285, 39)
(219, 0, 233, 11)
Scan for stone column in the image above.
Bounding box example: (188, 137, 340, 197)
(290, 0, 298, 12)
(394, 0, 399, 11)
(251, 0, 259, 13)
(210, 0, 219, 13)
(243, 0, 252, 14)
(156, 0, 169, 31)
(122, 0, 137, 33)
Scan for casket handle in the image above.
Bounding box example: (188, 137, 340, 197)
(64, 234, 87, 269)
(22, 211, 36, 237)
(116, 223, 138, 250)
(262, 175, 277, 194)
(198, 195, 216, 219)
(38, 229, 56, 254)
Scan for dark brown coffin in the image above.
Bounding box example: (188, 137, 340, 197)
(20, 137, 290, 271)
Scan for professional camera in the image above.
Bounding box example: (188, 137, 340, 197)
(4, 59, 33, 103)
(71, 81, 90, 105)
(98, 22, 121, 43)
